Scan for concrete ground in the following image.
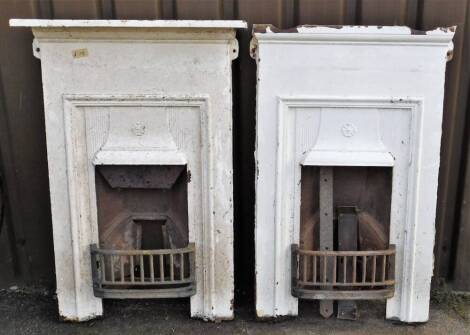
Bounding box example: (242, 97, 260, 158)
(0, 287, 469, 335)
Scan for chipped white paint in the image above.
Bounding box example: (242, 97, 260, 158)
(11, 19, 246, 322)
(252, 25, 454, 323)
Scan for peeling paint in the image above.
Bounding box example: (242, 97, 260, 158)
(410, 28, 426, 35)
(252, 24, 457, 39)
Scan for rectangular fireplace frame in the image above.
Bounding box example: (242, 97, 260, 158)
(259, 96, 423, 319)
(9, 18, 246, 321)
(61, 94, 221, 318)
(253, 23, 454, 323)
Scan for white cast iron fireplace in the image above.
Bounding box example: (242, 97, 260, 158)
(251, 25, 455, 322)
(11, 19, 246, 322)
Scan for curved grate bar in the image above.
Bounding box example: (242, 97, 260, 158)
(90, 243, 196, 299)
(291, 244, 396, 300)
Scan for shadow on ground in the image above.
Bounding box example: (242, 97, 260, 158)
(0, 288, 469, 335)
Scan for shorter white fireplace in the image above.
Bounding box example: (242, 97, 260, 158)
(10, 19, 246, 322)
(251, 25, 454, 322)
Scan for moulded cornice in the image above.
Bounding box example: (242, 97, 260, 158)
(252, 25, 455, 48)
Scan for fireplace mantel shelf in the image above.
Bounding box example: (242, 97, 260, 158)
(10, 19, 247, 29)
(251, 24, 455, 49)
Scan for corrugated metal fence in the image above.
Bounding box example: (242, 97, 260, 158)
(0, 1, 469, 300)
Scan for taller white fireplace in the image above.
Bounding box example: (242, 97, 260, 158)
(10, 19, 246, 322)
(251, 25, 455, 322)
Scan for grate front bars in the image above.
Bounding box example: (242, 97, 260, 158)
(291, 244, 396, 300)
(91, 243, 196, 299)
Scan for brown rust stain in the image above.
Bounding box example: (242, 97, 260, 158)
(447, 50, 454, 61)
(253, 24, 345, 34)
(250, 46, 257, 56)
(303, 24, 344, 30)
(267, 26, 301, 33)
(410, 28, 426, 35)
(411, 26, 455, 35)
(440, 26, 456, 33)
(253, 24, 300, 34)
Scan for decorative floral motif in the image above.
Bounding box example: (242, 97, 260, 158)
(341, 123, 357, 137)
(131, 121, 146, 136)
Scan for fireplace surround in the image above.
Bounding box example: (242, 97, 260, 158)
(10, 19, 247, 322)
(251, 25, 455, 322)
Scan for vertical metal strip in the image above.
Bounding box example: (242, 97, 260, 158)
(337, 207, 359, 320)
(362, 255, 367, 283)
(140, 254, 144, 283)
(381, 255, 387, 283)
(302, 255, 307, 282)
(130, 255, 134, 283)
(180, 252, 184, 280)
(319, 167, 334, 318)
(150, 255, 154, 283)
(313, 255, 317, 284)
(372, 255, 377, 284)
(160, 254, 164, 282)
(170, 253, 174, 281)
(100, 254, 106, 283)
(352, 255, 357, 284)
(110, 255, 115, 283)
(120, 256, 124, 283)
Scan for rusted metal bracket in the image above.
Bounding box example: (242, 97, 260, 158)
(291, 186, 397, 317)
(319, 167, 334, 318)
(337, 206, 359, 320)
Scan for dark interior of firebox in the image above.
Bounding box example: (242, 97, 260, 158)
(94, 165, 190, 289)
(297, 166, 394, 319)
(300, 166, 392, 253)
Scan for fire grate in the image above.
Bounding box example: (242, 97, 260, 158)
(91, 243, 196, 299)
(291, 244, 396, 300)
